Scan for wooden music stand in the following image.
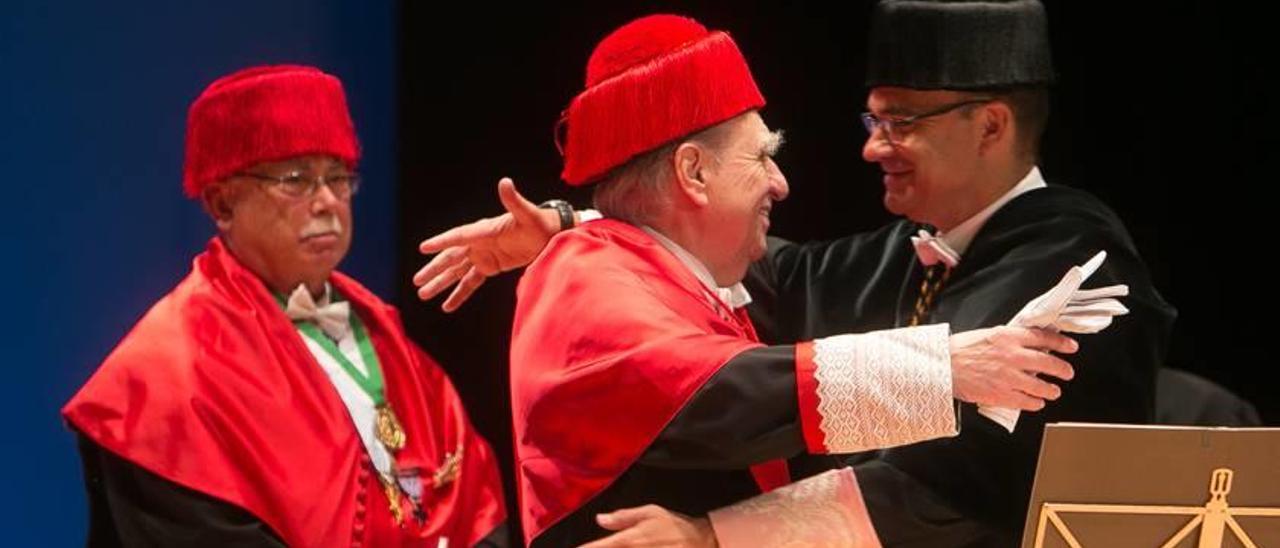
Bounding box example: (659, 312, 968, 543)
(1022, 423, 1280, 547)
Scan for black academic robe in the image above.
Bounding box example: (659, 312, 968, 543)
(745, 185, 1177, 546)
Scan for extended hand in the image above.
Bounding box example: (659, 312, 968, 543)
(413, 178, 560, 311)
(577, 505, 718, 548)
(949, 326, 1077, 411)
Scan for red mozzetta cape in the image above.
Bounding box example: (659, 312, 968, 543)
(510, 219, 788, 543)
(63, 238, 504, 547)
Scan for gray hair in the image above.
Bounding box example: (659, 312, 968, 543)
(592, 121, 736, 226)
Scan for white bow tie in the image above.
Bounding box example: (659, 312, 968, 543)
(910, 229, 960, 268)
(285, 284, 351, 341)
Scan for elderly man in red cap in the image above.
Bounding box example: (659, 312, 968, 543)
(63, 65, 507, 547)
(492, 14, 1093, 547)
(419, 2, 1170, 546)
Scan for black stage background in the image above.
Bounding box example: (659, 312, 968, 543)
(397, 1, 1272, 530)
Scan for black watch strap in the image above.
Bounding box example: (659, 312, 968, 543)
(538, 199, 575, 232)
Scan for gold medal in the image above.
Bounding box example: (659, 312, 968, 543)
(375, 404, 407, 452)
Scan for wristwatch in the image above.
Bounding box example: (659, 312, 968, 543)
(538, 199, 575, 232)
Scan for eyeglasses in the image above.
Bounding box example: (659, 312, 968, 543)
(238, 171, 361, 200)
(860, 98, 994, 144)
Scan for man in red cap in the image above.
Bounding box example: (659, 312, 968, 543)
(417, 2, 1173, 546)
(64, 65, 507, 547)
(481, 14, 1092, 547)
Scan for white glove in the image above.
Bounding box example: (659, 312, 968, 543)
(979, 251, 1130, 432)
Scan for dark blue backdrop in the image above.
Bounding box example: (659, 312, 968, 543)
(2, 1, 396, 543)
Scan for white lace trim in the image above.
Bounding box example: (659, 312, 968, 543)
(708, 468, 882, 547)
(811, 324, 956, 453)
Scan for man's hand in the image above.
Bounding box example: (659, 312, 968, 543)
(577, 505, 718, 548)
(413, 178, 560, 311)
(949, 326, 1078, 411)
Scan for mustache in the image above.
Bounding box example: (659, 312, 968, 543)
(300, 215, 344, 239)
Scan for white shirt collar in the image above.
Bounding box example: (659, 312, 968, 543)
(641, 226, 753, 309)
(936, 166, 1047, 257)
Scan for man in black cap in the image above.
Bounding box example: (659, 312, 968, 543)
(739, 1, 1175, 544)
(415, 1, 1175, 544)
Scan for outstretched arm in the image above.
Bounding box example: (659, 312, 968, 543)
(414, 178, 567, 311)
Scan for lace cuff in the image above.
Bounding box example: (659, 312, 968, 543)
(709, 467, 882, 547)
(796, 324, 956, 453)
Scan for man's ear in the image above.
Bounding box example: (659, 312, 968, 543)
(672, 141, 712, 207)
(201, 181, 237, 231)
(977, 101, 1013, 155)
